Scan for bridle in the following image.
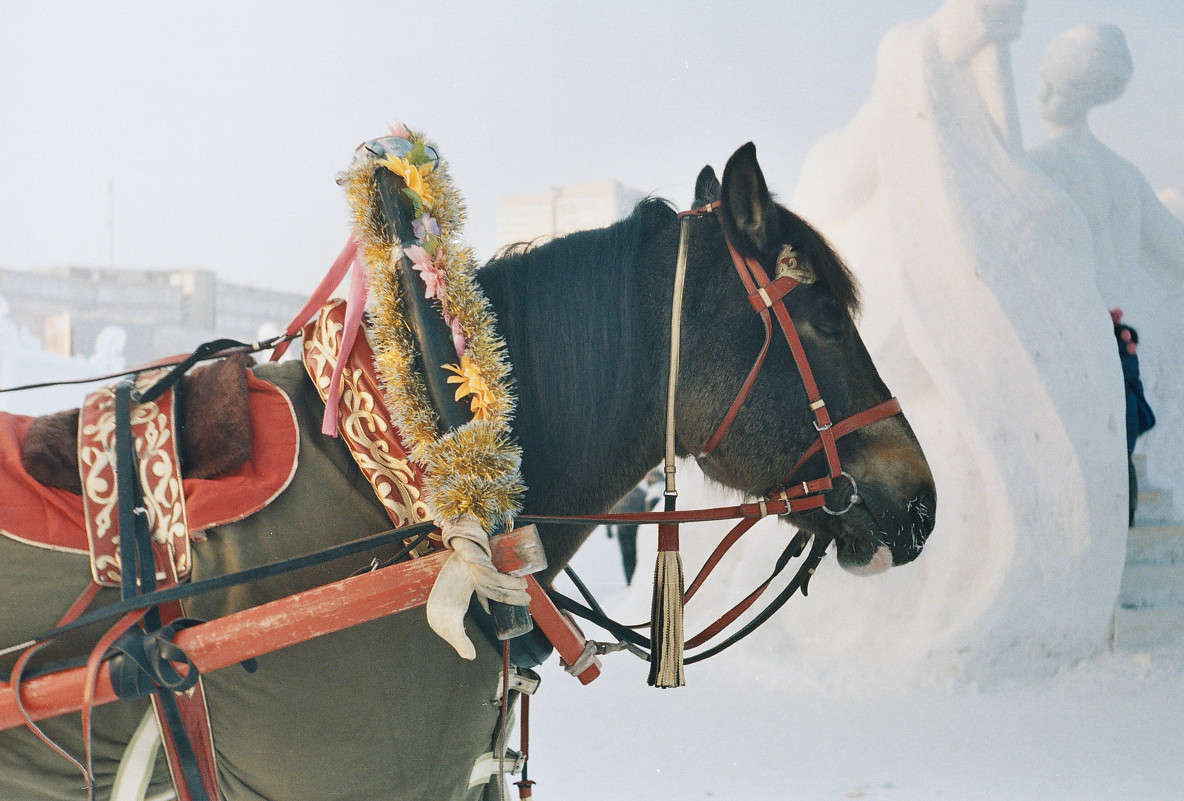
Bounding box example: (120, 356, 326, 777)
(665, 201, 902, 520)
(520, 201, 906, 677)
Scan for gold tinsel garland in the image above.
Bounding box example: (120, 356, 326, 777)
(338, 129, 524, 528)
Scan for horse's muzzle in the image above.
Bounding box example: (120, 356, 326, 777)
(831, 481, 935, 575)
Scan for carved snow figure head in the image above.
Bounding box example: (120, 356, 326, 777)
(1038, 23, 1133, 128)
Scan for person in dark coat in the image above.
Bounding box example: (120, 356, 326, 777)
(607, 468, 664, 584)
(1112, 308, 1156, 525)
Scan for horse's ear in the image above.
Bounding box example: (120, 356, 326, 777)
(719, 142, 775, 253)
(693, 166, 720, 208)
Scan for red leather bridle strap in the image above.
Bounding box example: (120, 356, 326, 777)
(518, 494, 825, 530)
(778, 397, 902, 488)
(697, 294, 773, 458)
(700, 204, 843, 482)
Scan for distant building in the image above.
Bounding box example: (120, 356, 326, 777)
(495, 179, 645, 250)
(0, 266, 306, 369)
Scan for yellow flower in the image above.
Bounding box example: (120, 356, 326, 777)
(443, 354, 494, 421)
(378, 154, 435, 207)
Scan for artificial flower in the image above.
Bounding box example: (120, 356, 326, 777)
(449, 315, 466, 357)
(388, 121, 411, 139)
(378, 154, 434, 207)
(406, 245, 446, 301)
(443, 354, 494, 421)
(412, 212, 441, 242)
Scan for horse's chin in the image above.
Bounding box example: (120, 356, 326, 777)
(830, 499, 905, 575)
(785, 515, 893, 576)
(836, 540, 893, 576)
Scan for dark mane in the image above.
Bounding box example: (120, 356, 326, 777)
(478, 198, 677, 475)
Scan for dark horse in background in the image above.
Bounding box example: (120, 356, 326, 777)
(0, 144, 935, 800)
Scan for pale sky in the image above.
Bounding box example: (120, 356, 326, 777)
(2, 1, 1181, 293)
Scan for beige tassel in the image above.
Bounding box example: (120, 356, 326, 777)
(647, 523, 686, 687)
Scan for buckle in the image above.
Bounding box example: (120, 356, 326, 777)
(821, 471, 861, 516)
(494, 667, 541, 702)
(810, 399, 832, 432)
(468, 750, 526, 788)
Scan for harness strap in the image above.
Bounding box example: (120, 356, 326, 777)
(699, 305, 774, 458)
(747, 275, 799, 312)
(549, 531, 830, 663)
(269, 236, 358, 362)
(665, 214, 693, 496)
(514, 693, 534, 799)
(778, 398, 902, 487)
(113, 381, 156, 599)
(684, 532, 810, 649)
(683, 516, 761, 604)
(8, 582, 110, 798)
(112, 381, 216, 801)
(82, 609, 151, 798)
(519, 492, 825, 527)
(714, 212, 843, 481)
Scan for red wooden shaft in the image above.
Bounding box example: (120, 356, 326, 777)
(0, 527, 544, 730)
(524, 575, 601, 684)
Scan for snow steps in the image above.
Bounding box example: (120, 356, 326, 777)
(1113, 455, 1184, 651)
(1113, 607, 1184, 650)
(1135, 487, 1174, 527)
(1119, 561, 1184, 608)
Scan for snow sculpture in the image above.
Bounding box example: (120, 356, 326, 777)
(1029, 24, 1184, 522)
(779, 0, 1126, 681)
(90, 324, 127, 373)
(1160, 188, 1184, 222)
(0, 294, 106, 415)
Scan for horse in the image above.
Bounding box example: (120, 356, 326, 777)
(0, 142, 936, 801)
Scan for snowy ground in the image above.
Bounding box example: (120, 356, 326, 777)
(525, 530, 1184, 801)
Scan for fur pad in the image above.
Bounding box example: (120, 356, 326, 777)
(20, 353, 255, 494)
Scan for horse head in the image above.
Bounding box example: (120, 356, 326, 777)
(675, 143, 936, 575)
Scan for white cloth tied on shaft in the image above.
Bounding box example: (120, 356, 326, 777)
(426, 514, 530, 659)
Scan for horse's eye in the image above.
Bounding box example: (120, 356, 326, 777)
(808, 314, 845, 341)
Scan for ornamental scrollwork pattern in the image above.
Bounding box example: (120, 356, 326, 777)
(79, 368, 190, 587)
(302, 302, 433, 539)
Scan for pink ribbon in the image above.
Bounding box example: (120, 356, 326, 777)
(320, 252, 370, 436)
(271, 237, 359, 362)
(269, 236, 368, 438)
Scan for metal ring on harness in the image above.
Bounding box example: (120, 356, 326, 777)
(821, 471, 860, 516)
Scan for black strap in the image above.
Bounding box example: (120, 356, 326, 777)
(113, 380, 212, 801)
(154, 689, 209, 801)
(547, 533, 831, 665)
(0, 335, 295, 398)
(134, 338, 252, 404)
(114, 380, 156, 601)
(3, 525, 433, 662)
(681, 533, 829, 663)
(108, 619, 205, 700)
